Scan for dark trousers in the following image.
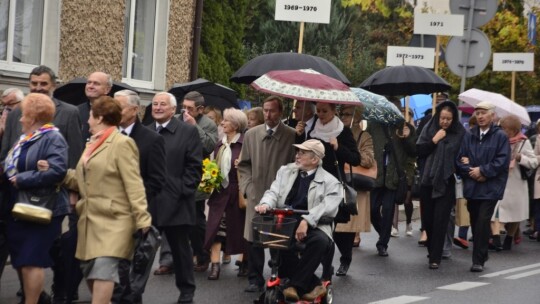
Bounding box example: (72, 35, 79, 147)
(189, 200, 209, 265)
(420, 186, 454, 264)
(247, 241, 265, 287)
(163, 225, 195, 295)
(467, 199, 498, 266)
(370, 187, 396, 250)
(534, 199, 540, 232)
(333, 232, 355, 265)
(0, 222, 8, 283)
(51, 212, 82, 303)
(279, 229, 332, 294)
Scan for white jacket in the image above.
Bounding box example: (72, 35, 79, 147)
(259, 163, 343, 239)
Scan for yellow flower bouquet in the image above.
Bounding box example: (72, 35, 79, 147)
(198, 158, 223, 194)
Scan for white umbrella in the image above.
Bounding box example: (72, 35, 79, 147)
(458, 88, 531, 125)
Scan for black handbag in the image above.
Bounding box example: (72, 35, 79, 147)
(410, 167, 421, 199)
(517, 140, 536, 180)
(344, 131, 377, 191)
(12, 186, 59, 224)
(333, 150, 358, 224)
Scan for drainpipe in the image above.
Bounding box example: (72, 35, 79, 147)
(190, 0, 204, 81)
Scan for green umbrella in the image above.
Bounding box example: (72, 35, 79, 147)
(351, 88, 404, 125)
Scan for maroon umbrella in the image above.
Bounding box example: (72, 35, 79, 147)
(251, 69, 361, 105)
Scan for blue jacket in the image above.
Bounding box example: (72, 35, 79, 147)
(12, 130, 69, 216)
(456, 124, 510, 200)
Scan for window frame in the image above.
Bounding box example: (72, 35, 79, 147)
(0, 0, 59, 74)
(122, 0, 168, 91)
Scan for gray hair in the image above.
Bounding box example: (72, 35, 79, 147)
(1, 88, 24, 101)
(223, 108, 248, 133)
(184, 91, 205, 107)
(105, 73, 113, 88)
(114, 89, 140, 106)
(154, 92, 177, 107)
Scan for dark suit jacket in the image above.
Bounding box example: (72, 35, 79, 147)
(128, 119, 166, 202)
(78, 102, 91, 145)
(147, 117, 202, 227)
(1, 97, 83, 168)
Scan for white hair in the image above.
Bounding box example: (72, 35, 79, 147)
(114, 89, 140, 106)
(154, 92, 177, 107)
(2, 88, 24, 101)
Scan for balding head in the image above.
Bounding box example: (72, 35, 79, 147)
(85, 72, 112, 102)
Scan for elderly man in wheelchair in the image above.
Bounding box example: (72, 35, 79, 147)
(255, 139, 342, 302)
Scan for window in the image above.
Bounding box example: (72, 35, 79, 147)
(122, 0, 157, 88)
(0, 0, 44, 71)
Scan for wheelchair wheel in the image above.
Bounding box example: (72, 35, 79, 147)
(264, 288, 279, 304)
(321, 285, 333, 304)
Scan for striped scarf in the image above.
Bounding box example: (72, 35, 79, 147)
(4, 123, 58, 178)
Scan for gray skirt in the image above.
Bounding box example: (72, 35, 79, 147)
(80, 257, 120, 283)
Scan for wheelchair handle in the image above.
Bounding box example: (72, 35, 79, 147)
(265, 207, 309, 216)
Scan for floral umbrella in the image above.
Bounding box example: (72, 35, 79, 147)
(351, 88, 404, 125)
(251, 69, 361, 105)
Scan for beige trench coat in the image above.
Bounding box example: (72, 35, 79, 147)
(335, 127, 375, 233)
(238, 122, 296, 241)
(495, 139, 537, 222)
(64, 130, 152, 261)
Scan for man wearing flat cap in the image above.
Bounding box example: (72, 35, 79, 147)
(456, 101, 510, 273)
(255, 139, 342, 302)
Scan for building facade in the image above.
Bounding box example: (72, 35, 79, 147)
(0, 0, 197, 102)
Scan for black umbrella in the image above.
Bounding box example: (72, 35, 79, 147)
(53, 77, 139, 105)
(230, 52, 350, 85)
(359, 65, 451, 96)
(168, 78, 239, 111)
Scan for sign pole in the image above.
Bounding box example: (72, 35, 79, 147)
(460, 0, 476, 93)
(298, 21, 305, 54)
(511, 71, 516, 101)
(432, 35, 441, 115)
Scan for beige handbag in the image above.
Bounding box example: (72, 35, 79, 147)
(455, 198, 470, 227)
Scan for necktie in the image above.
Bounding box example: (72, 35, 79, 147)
(480, 132, 484, 141)
(120, 130, 127, 135)
(156, 125, 163, 133)
(300, 171, 307, 178)
(264, 129, 273, 140)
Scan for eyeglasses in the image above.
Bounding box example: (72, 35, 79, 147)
(182, 105, 202, 111)
(296, 149, 313, 156)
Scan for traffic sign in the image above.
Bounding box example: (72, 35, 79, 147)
(414, 13, 465, 36)
(275, 0, 331, 24)
(446, 28, 491, 78)
(449, 0, 498, 28)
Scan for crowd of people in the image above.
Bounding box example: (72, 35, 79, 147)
(0, 65, 539, 304)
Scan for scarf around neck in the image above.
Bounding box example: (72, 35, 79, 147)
(5, 123, 58, 178)
(310, 116, 344, 143)
(509, 132, 527, 145)
(217, 133, 241, 188)
(82, 127, 116, 167)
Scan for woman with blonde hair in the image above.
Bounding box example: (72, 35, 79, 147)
(492, 115, 537, 250)
(246, 107, 264, 129)
(204, 108, 248, 280)
(3, 93, 68, 304)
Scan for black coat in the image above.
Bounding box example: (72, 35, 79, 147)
(127, 119, 166, 204)
(77, 102, 91, 145)
(147, 118, 202, 227)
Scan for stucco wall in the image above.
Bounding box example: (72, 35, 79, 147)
(58, 0, 125, 82)
(166, 0, 196, 89)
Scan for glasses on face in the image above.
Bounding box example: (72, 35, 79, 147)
(183, 105, 201, 111)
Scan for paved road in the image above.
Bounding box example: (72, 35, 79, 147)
(1, 220, 539, 304)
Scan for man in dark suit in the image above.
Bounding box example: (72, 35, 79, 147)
(287, 100, 318, 141)
(0, 65, 84, 303)
(112, 90, 166, 304)
(77, 71, 112, 143)
(149, 92, 202, 304)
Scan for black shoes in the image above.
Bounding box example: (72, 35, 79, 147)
(336, 263, 350, 276)
(470, 264, 484, 272)
(177, 293, 194, 303)
(244, 283, 263, 293)
(377, 247, 389, 257)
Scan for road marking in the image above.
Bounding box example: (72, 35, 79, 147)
(505, 268, 540, 280)
(368, 295, 429, 304)
(437, 281, 490, 291)
(480, 263, 540, 278)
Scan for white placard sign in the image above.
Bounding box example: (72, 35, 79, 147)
(386, 46, 435, 69)
(493, 53, 534, 71)
(414, 13, 464, 36)
(275, 0, 331, 24)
